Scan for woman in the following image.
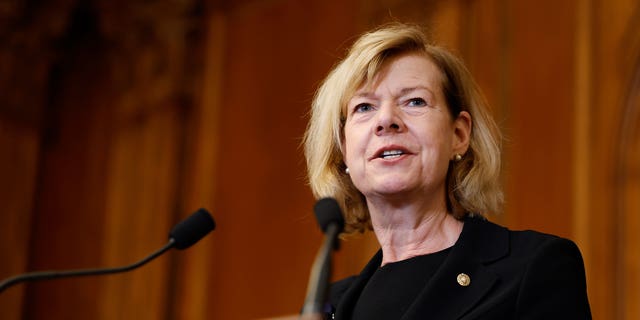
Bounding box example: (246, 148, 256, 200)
(303, 23, 591, 319)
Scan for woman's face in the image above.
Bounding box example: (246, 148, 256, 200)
(342, 53, 470, 201)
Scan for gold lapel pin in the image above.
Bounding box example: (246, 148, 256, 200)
(457, 273, 471, 287)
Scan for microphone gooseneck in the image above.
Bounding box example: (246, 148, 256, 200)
(0, 208, 215, 294)
(301, 198, 345, 316)
(0, 241, 176, 294)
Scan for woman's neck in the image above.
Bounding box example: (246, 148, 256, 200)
(367, 198, 463, 266)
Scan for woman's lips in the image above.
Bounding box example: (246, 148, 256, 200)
(370, 145, 413, 160)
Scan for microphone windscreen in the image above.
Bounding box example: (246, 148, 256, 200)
(169, 208, 216, 250)
(314, 198, 345, 234)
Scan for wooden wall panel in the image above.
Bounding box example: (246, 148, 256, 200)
(23, 48, 112, 319)
(0, 119, 40, 319)
(98, 105, 183, 319)
(0, 1, 71, 318)
(1, 1, 204, 319)
(589, 0, 640, 318)
(199, 1, 361, 318)
(463, 0, 510, 227)
(617, 28, 640, 316)
(170, 10, 226, 320)
(1, 0, 638, 319)
(618, 97, 640, 319)
(504, 0, 577, 237)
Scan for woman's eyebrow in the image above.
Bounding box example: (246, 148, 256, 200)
(350, 91, 378, 100)
(350, 86, 435, 100)
(398, 86, 433, 95)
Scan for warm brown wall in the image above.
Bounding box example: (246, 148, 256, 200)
(588, 0, 640, 318)
(1, 1, 206, 319)
(1, 0, 639, 319)
(194, 1, 361, 318)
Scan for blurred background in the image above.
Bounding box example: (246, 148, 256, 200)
(1, 0, 638, 319)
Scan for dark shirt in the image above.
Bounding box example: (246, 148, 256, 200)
(352, 247, 451, 320)
(327, 216, 592, 319)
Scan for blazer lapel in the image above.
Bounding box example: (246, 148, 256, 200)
(334, 250, 382, 319)
(402, 216, 510, 319)
(333, 216, 510, 320)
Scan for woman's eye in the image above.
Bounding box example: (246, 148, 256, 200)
(354, 103, 374, 113)
(407, 98, 427, 107)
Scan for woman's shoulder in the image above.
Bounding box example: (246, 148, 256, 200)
(462, 215, 584, 267)
(505, 225, 582, 259)
(468, 215, 580, 253)
(495, 224, 591, 317)
(465, 217, 585, 277)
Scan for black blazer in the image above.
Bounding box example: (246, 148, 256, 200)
(328, 216, 591, 319)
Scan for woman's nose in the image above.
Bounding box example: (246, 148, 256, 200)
(375, 105, 404, 135)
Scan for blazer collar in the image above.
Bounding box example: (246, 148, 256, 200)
(334, 216, 510, 319)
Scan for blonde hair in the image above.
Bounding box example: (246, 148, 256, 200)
(303, 23, 503, 233)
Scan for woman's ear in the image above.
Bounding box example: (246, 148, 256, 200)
(452, 111, 472, 155)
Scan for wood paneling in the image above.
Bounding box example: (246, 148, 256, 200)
(170, 10, 226, 320)
(24, 44, 112, 319)
(504, 0, 576, 237)
(200, 1, 360, 318)
(1, 1, 203, 319)
(1, 0, 639, 319)
(618, 81, 640, 319)
(589, 0, 640, 318)
(0, 118, 40, 319)
(0, 2, 72, 316)
(613, 2, 640, 318)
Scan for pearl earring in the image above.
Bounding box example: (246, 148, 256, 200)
(454, 154, 462, 162)
(345, 167, 350, 174)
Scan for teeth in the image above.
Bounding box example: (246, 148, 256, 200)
(381, 150, 404, 158)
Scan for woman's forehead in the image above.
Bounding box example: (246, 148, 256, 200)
(346, 54, 444, 100)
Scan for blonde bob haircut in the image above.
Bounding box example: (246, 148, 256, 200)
(304, 23, 503, 234)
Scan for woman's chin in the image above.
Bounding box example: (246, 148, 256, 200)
(365, 183, 415, 198)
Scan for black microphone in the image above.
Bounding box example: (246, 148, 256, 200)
(0, 208, 215, 294)
(301, 198, 344, 317)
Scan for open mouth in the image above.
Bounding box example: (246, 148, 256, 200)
(379, 150, 405, 159)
